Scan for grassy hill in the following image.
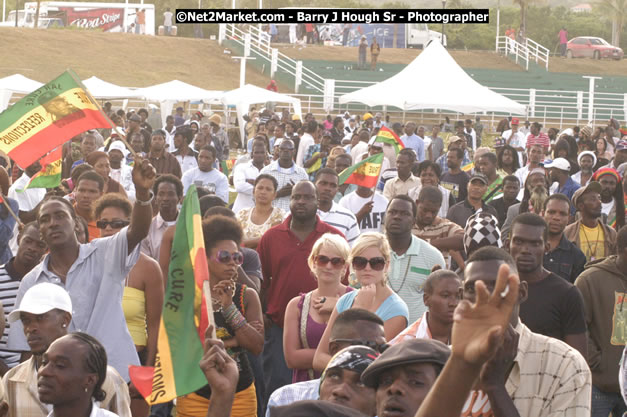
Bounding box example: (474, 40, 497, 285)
(0, 27, 272, 90)
(278, 44, 627, 76)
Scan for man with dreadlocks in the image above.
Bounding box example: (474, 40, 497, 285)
(0, 283, 130, 416)
(592, 167, 625, 231)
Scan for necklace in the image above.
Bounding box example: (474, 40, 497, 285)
(581, 223, 601, 260)
(48, 261, 67, 279)
(388, 255, 413, 293)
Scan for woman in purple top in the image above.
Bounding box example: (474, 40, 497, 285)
(283, 233, 353, 382)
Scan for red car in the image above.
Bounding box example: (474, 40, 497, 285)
(566, 36, 624, 60)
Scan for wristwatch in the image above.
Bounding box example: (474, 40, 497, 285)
(136, 191, 154, 206)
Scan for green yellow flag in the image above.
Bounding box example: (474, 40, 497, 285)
(374, 126, 405, 154)
(0, 70, 110, 168)
(128, 185, 210, 404)
(338, 153, 384, 188)
(18, 147, 62, 191)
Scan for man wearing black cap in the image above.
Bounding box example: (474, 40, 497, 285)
(446, 173, 498, 228)
(265, 309, 385, 416)
(318, 346, 380, 416)
(360, 338, 451, 417)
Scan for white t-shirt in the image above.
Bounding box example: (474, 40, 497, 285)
(181, 168, 229, 204)
(296, 133, 314, 167)
(163, 11, 173, 26)
(503, 129, 527, 167)
(602, 200, 615, 216)
(338, 191, 389, 234)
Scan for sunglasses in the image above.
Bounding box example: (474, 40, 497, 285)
(214, 250, 244, 265)
(330, 338, 389, 353)
(315, 255, 346, 269)
(96, 220, 130, 230)
(352, 256, 386, 271)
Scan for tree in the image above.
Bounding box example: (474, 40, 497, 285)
(596, 0, 626, 46)
(512, 0, 544, 39)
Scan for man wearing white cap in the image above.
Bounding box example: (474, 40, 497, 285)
(108, 141, 135, 201)
(572, 151, 596, 187)
(547, 157, 581, 204)
(0, 283, 131, 417)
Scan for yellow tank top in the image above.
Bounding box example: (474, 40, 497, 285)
(123, 286, 147, 346)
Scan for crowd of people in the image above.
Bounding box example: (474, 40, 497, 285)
(0, 104, 626, 417)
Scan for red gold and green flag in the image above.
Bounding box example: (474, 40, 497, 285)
(374, 126, 405, 154)
(338, 152, 384, 188)
(129, 185, 210, 404)
(18, 147, 62, 191)
(461, 161, 474, 173)
(220, 158, 237, 177)
(0, 70, 110, 168)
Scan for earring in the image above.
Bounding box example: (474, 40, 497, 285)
(62, 324, 67, 328)
(84, 387, 88, 393)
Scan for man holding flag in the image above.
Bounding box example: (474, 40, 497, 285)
(8, 157, 157, 382)
(338, 150, 389, 234)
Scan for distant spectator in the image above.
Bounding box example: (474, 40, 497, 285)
(163, 7, 173, 35)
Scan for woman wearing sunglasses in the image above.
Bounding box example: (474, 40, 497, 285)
(283, 233, 353, 383)
(312, 232, 409, 371)
(93, 194, 164, 417)
(177, 215, 264, 417)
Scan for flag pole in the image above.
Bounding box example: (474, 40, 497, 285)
(0, 195, 22, 227)
(202, 281, 218, 339)
(66, 69, 140, 160)
(370, 152, 384, 202)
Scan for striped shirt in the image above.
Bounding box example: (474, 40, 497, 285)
(461, 321, 591, 417)
(318, 203, 360, 246)
(0, 260, 22, 370)
(260, 160, 309, 212)
(390, 312, 434, 345)
(412, 217, 464, 268)
(388, 235, 446, 323)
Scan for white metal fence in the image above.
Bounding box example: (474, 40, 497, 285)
(496, 35, 550, 71)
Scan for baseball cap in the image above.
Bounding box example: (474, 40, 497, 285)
(363, 112, 373, 121)
(528, 167, 546, 178)
(8, 283, 72, 323)
(572, 181, 602, 207)
(511, 117, 520, 125)
(271, 400, 367, 417)
(449, 135, 463, 143)
(361, 339, 450, 387)
(128, 114, 141, 122)
(615, 140, 627, 151)
(108, 140, 129, 158)
(544, 157, 571, 172)
(469, 173, 488, 185)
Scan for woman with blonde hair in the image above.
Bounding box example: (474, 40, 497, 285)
(283, 233, 353, 382)
(325, 146, 347, 170)
(312, 232, 408, 371)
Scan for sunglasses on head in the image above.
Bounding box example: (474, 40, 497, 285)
(214, 250, 244, 265)
(96, 220, 130, 230)
(315, 255, 346, 269)
(330, 338, 390, 353)
(352, 256, 386, 271)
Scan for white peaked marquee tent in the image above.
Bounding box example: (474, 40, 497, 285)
(339, 41, 527, 115)
(0, 74, 44, 112)
(136, 80, 224, 125)
(219, 84, 303, 146)
(82, 76, 143, 100)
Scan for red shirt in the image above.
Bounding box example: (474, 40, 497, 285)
(257, 215, 345, 327)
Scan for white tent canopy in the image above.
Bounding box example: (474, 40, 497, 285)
(135, 80, 223, 126)
(0, 74, 44, 112)
(339, 41, 526, 115)
(82, 76, 143, 100)
(219, 84, 303, 147)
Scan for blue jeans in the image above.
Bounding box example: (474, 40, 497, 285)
(591, 385, 627, 417)
(262, 322, 292, 410)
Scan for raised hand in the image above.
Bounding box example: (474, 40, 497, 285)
(131, 156, 157, 193)
(451, 263, 519, 366)
(199, 325, 239, 397)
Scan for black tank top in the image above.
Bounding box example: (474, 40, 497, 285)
(195, 283, 254, 399)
